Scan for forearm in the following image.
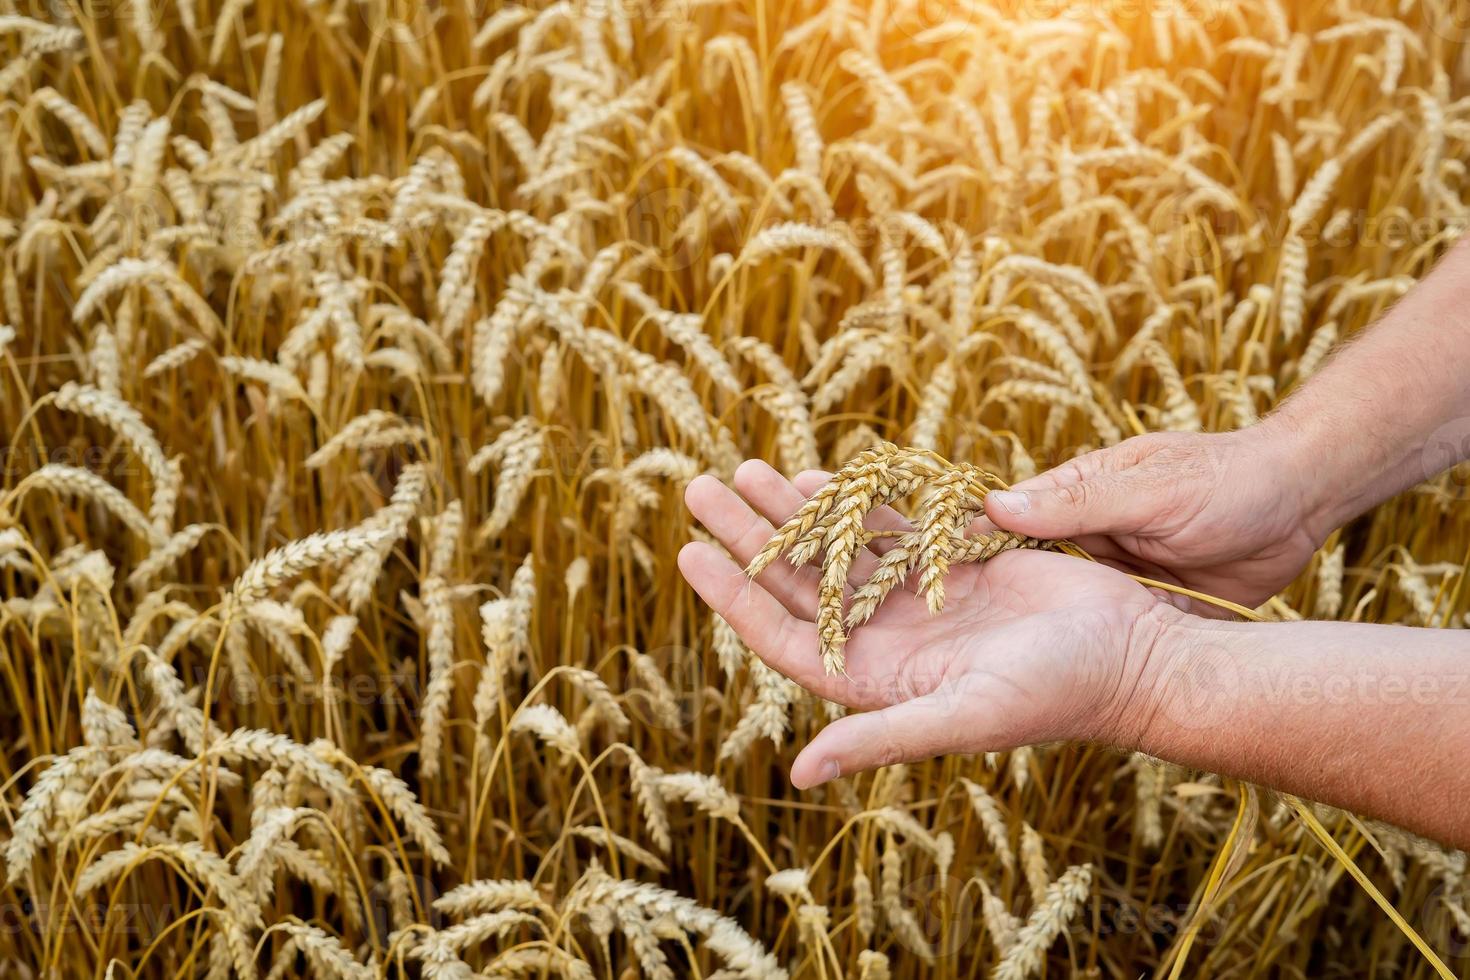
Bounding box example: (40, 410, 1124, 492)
(1128, 610, 1470, 849)
(1254, 233, 1470, 536)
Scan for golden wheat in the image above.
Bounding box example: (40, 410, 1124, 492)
(1, 0, 1468, 976)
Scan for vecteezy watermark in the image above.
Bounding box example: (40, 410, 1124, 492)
(189, 663, 422, 711)
(621, 642, 710, 731)
(352, 0, 450, 44)
(1015, 0, 1229, 28)
(1147, 189, 1243, 278)
(1425, 0, 1470, 42)
(1421, 881, 1470, 959)
(889, 872, 977, 959)
(1421, 415, 1470, 502)
(624, 185, 721, 273)
(1, 443, 155, 483)
(1150, 648, 1470, 734)
(351, 0, 701, 46)
(1148, 191, 1451, 277)
(1246, 666, 1470, 708)
(0, 898, 188, 937)
(1149, 640, 1241, 732)
(884, 0, 1233, 39)
(46, 0, 165, 33)
(884, 0, 979, 43)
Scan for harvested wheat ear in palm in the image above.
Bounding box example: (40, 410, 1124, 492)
(747, 444, 1053, 674)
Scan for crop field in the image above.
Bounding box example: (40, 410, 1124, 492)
(1, 0, 1469, 976)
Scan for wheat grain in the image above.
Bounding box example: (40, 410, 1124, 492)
(1278, 234, 1310, 342)
(218, 356, 310, 404)
(726, 336, 820, 472)
(332, 463, 429, 611)
(418, 571, 459, 780)
(16, 465, 157, 542)
(656, 771, 740, 821)
(127, 523, 214, 586)
(1019, 823, 1051, 904)
(780, 83, 824, 178)
(1131, 753, 1167, 848)
(570, 865, 786, 980)
(977, 876, 1020, 952)
(470, 417, 544, 539)
(1313, 543, 1347, 619)
(305, 411, 410, 469)
(620, 282, 741, 393)
(238, 805, 316, 895)
(5, 745, 106, 884)
(203, 728, 351, 802)
(1271, 133, 1296, 201)
(741, 222, 876, 289)
(912, 469, 987, 614)
(276, 921, 376, 980)
(510, 704, 580, 756)
(30, 88, 108, 157)
(143, 338, 208, 378)
(308, 740, 451, 866)
(79, 840, 261, 977)
(1142, 342, 1202, 432)
(53, 382, 172, 494)
(988, 255, 1116, 345)
(879, 839, 934, 959)
(857, 949, 891, 980)
(231, 527, 389, 605)
(571, 826, 669, 873)
(993, 864, 1092, 980)
(958, 778, 1016, 874)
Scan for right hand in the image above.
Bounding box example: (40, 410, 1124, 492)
(678, 461, 1179, 788)
(983, 428, 1325, 613)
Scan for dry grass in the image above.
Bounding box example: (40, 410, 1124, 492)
(1, 0, 1469, 976)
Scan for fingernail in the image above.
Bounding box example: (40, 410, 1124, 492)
(989, 490, 1029, 515)
(815, 760, 840, 786)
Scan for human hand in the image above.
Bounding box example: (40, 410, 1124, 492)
(677, 460, 1177, 788)
(984, 429, 1323, 614)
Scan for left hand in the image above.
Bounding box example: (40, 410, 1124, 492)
(678, 460, 1180, 788)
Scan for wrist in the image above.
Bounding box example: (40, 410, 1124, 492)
(1100, 604, 1248, 754)
(1095, 602, 1197, 751)
(1233, 412, 1337, 545)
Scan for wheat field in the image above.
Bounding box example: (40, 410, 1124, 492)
(1, 0, 1469, 975)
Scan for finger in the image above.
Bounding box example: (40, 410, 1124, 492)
(1068, 536, 1171, 577)
(735, 462, 903, 593)
(985, 448, 1114, 532)
(685, 474, 823, 620)
(987, 437, 1174, 539)
(790, 686, 985, 788)
(985, 470, 1158, 540)
(1005, 446, 1119, 494)
(791, 469, 913, 556)
(678, 542, 860, 705)
(963, 514, 1001, 537)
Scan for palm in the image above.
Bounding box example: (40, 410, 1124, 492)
(839, 549, 1142, 682)
(680, 460, 1168, 787)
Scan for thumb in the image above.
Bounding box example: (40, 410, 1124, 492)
(790, 688, 979, 789)
(985, 472, 1153, 540)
